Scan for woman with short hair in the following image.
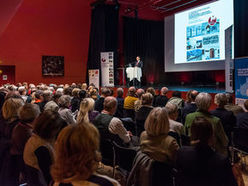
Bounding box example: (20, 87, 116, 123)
(51, 122, 120, 186)
(58, 95, 76, 124)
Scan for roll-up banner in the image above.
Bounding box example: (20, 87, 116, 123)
(100, 52, 114, 87)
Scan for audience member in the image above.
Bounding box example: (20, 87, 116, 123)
(124, 87, 138, 119)
(77, 98, 99, 123)
(167, 91, 184, 121)
(184, 93, 228, 156)
(154, 86, 169, 107)
(18, 86, 27, 102)
(146, 87, 157, 106)
(165, 102, 184, 137)
(176, 117, 237, 186)
(23, 111, 66, 185)
(51, 122, 120, 186)
(94, 87, 111, 112)
(236, 99, 248, 129)
(135, 93, 154, 137)
(210, 93, 236, 142)
(115, 87, 124, 118)
(71, 88, 81, 113)
(38, 90, 52, 112)
(140, 107, 179, 164)
(225, 93, 244, 116)
(134, 88, 145, 112)
(58, 95, 76, 124)
(44, 91, 62, 112)
(181, 90, 198, 124)
(93, 96, 131, 145)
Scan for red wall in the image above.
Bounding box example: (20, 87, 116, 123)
(0, 0, 91, 85)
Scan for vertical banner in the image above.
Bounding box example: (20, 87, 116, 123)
(225, 26, 234, 93)
(234, 57, 248, 106)
(100, 52, 114, 87)
(88, 69, 99, 89)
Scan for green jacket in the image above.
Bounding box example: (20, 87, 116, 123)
(184, 111, 229, 156)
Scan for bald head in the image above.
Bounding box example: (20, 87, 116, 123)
(128, 86, 136, 96)
(103, 96, 117, 115)
(136, 88, 145, 99)
(191, 90, 199, 102)
(161, 87, 168, 95)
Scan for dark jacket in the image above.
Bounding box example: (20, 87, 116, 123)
(154, 95, 169, 107)
(236, 112, 248, 129)
(176, 145, 237, 186)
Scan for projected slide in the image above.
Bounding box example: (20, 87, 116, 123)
(174, 0, 233, 64)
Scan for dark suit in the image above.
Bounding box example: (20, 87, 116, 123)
(134, 60, 143, 68)
(236, 112, 248, 129)
(176, 145, 237, 186)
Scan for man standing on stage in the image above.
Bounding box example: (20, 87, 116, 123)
(133, 56, 143, 87)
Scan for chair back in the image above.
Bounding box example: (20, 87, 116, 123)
(25, 164, 47, 186)
(232, 127, 248, 152)
(100, 139, 114, 166)
(113, 141, 137, 172)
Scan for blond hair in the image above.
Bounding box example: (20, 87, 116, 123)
(2, 98, 24, 122)
(77, 98, 95, 123)
(51, 122, 101, 182)
(144, 107, 170, 137)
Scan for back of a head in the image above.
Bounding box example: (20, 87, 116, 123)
(165, 102, 178, 116)
(79, 90, 87, 100)
(103, 96, 117, 112)
(244, 100, 248, 111)
(161, 87, 168, 95)
(58, 95, 71, 108)
(128, 86, 136, 97)
(190, 90, 199, 102)
(195, 92, 212, 111)
(145, 107, 169, 137)
(42, 90, 52, 102)
(141, 93, 153, 106)
(116, 88, 124, 98)
(136, 88, 145, 99)
(72, 88, 80, 98)
(78, 98, 95, 122)
(146, 87, 156, 96)
(33, 110, 66, 141)
(225, 93, 233, 104)
(190, 116, 213, 146)
(2, 98, 24, 121)
(214, 93, 227, 108)
(101, 87, 111, 97)
(18, 103, 40, 123)
(51, 122, 100, 182)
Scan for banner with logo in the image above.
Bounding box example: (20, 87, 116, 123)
(234, 57, 248, 106)
(225, 26, 234, 93)
(88, 69, 99, 89)
(100, 52, 114, 87)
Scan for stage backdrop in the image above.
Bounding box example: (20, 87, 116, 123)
(87, 4, 119, 86)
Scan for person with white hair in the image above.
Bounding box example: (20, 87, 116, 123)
(58, 95, 76, 125)
(154, 87, 169, 107)
(184, 92, 228, 156)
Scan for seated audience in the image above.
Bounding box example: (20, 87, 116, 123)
(176, 117, 237, 186)
(58, 95, 76, 124)
(140, 107, 179, 164)
(44, 91, 62, 112)
(124, 87, 138, 119)
(0, 97, 24, 185)
(77, 98, 99, 123)
(134, 88, 145, 112)
(146, 87, 157, 106)
(167, 91, 184, 121)
(165, 102, 184, 137)
(185, 93, 228, 156)
(23, 111, 66, 185)
(71, 88, 81, 113)
(18, 86, 27, 102)
(95, 87, 111, 112)
(115, 87, 124, 118)
(38, 90, 52, 112)
(236, 99, 248, 129)
(154, 86, 169, 107)
(11, 104, 40, 183)
(51, 122, 120, 186)
(135, 93, 154, 137)
(225, 93, 244, 116)
(181, 90, 198, 124)
(210, 93, 236, 142)
(93, 96, 131, 145)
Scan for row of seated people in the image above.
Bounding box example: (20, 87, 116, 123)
(0, 82, 246, 186)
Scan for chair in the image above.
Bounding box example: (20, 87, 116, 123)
(230, 128, 248, 169)
(24, 164, 47, 186)
(112, 141, 137, 179)
(99, 139, 115, 167)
